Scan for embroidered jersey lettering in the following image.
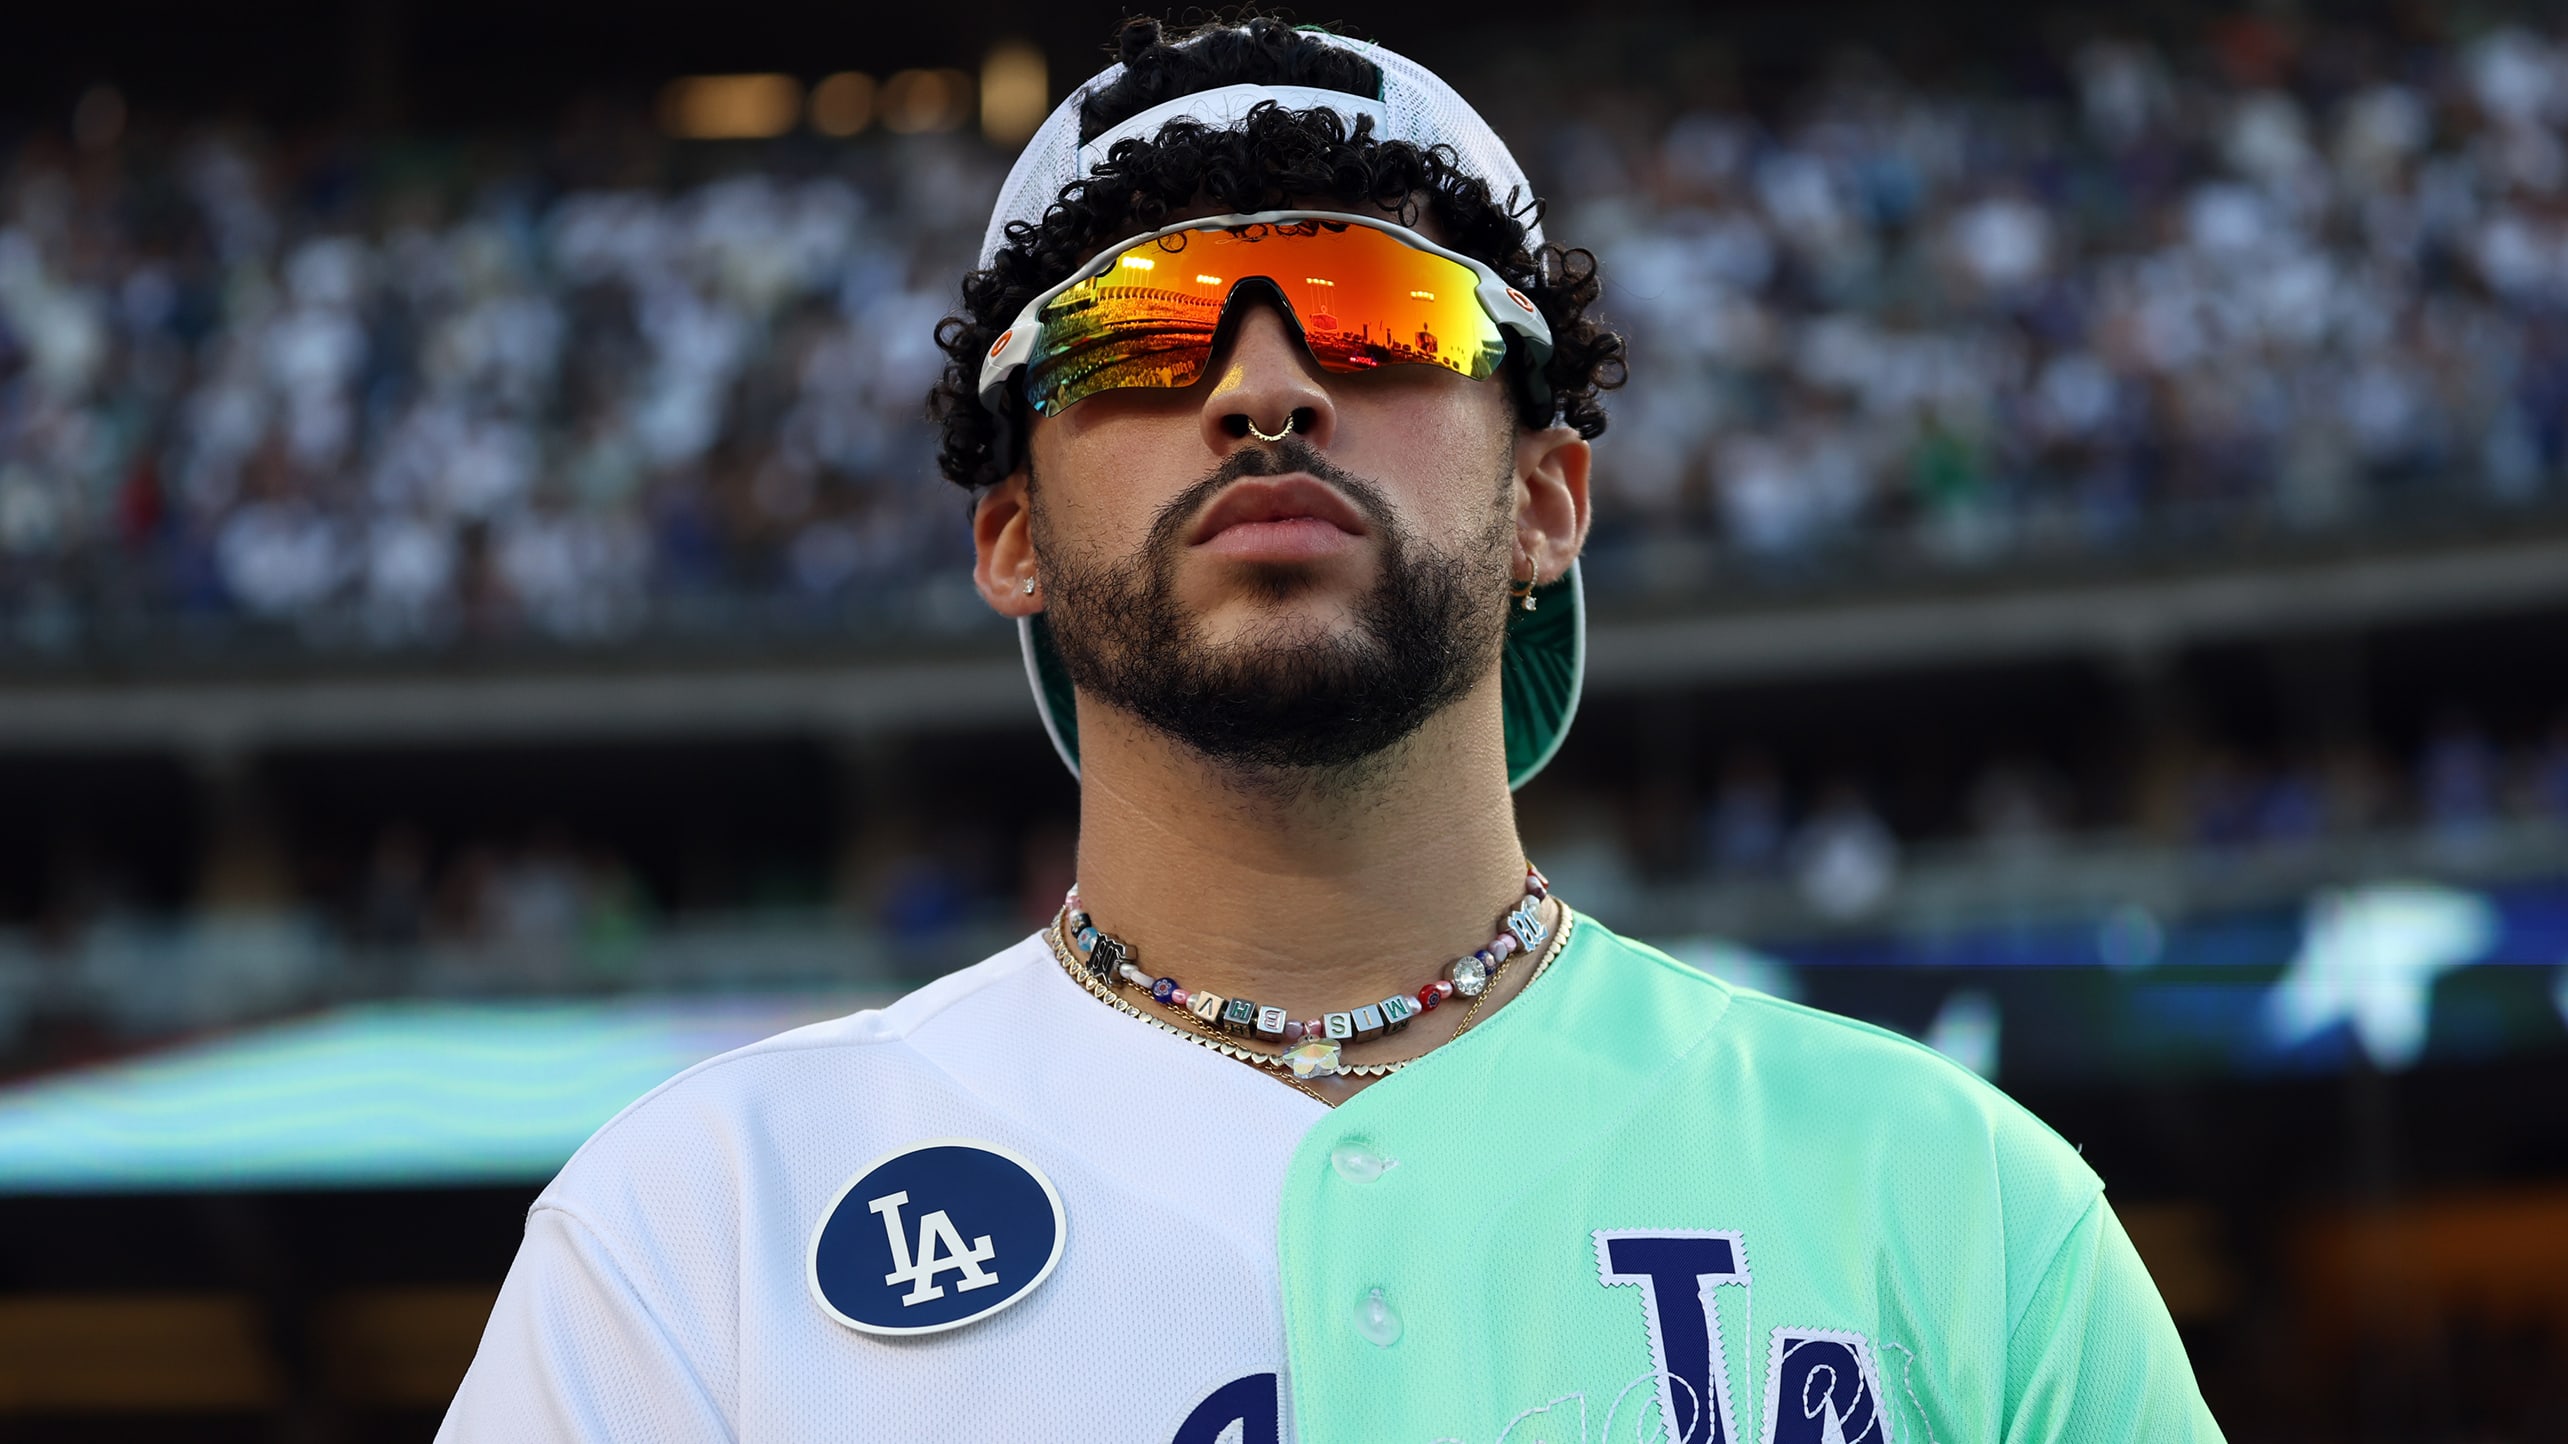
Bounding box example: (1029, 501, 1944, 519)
(1175, 1374, 1282, 1444)
(1761, 1331, 1889, 1444)
(1593, 1231, 1893, 1444)
(1595, 1231, 1748, 1444)
(438, 918, 2225, 1444)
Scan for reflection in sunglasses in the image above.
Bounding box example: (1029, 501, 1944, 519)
(1025, 226, 1511, 415)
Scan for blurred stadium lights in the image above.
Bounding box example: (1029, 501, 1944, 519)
(1922, 988, 2001, 1078)
(980, 39, 1047, 143)
(880, 67, 972, 135)
(2262, 883, 2501, 1071)
(656, 72, 803, 141)
(808, 71, 876, 137)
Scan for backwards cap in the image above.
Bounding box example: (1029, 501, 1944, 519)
(986, 24, 1585, 791)
(979, 31, 1545, 268)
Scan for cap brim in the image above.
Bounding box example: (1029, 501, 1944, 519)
(1019, 559, 1583, 791)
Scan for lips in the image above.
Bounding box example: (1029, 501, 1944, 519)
(1188, 477, 1372, 545)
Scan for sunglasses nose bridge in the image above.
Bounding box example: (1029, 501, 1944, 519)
(1205, 275, 1307, 360)
(1201, 280, 1337, 452)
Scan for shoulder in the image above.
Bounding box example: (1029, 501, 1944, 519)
(533, 936, 1058, 1219)
(1578, 918, 2102, 1240)
(1581, 920, 2077, 1137)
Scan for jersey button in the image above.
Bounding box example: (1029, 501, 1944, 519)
(1353, 1286, 1402, 1347)
(1329, 1142, 1391, 1183)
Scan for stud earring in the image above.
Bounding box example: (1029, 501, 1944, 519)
(1021, 575, 1038, 595)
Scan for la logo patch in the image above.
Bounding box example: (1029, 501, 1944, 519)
(808, 1138, 1065, 1335)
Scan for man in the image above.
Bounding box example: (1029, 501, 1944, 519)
(441, 17, 2224, 1442)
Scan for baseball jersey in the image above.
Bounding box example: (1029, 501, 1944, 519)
(438, 911, 2225, 1443)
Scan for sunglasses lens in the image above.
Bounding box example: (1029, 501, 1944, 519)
(1021, 280, 1218, 417)
(1020, 221, 1512, 416)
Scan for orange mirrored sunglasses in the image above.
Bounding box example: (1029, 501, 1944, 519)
(978, 211, 1552, 419)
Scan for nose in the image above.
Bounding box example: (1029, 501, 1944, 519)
(1199, 299, 1338, 454)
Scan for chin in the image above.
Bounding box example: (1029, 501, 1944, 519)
(1193, 590, 1367, 650)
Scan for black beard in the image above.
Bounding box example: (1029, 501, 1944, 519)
(1033, 438, 1513, 782)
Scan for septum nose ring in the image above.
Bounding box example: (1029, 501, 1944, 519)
(1244, 411, 1301, 443)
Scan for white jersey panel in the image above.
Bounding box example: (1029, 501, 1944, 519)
(439, 936, 1325, 1443)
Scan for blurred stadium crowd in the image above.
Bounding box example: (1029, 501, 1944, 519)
(152, 701, 2506, 943)
(9, 21, 2568, 646)
(1680, 708, 2568, 917)
(18, 704, 2568, 973)
(1564, 22, 2568, 571)
(316, 707, 2568, 971)
(0, 130, 996, 647)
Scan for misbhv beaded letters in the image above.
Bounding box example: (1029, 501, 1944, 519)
(1057, 864, 1555, 1083)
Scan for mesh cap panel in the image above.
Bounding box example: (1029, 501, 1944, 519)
(978, 34, 1543, 270)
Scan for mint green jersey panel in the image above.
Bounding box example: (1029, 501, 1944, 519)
(1276, 914, 2223, 1444)
(2001, 1196, 2230, 1443)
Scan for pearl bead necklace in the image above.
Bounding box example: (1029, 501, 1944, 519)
(1059, 864, 1551, 1081)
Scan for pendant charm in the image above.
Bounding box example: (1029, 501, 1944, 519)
(1087, 933, 1128, 979)
(1446, 954, 1491, 999)
(1505, 904, 1547, 951)
(1285, 1037, 1342, 1080)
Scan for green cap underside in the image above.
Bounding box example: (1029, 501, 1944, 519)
(1020, 561, 1584, 791)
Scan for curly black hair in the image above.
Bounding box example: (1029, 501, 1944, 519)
(928, 14, 1626, 490)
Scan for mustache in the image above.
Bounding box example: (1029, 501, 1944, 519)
(1141, 438, 1401, 555)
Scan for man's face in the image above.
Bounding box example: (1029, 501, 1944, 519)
(1022, 241, 1523, 778)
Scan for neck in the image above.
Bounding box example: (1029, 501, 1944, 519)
(1066, 676, 1531, 1019)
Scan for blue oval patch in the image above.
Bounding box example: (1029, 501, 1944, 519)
(806, 1138, 1065, 1335)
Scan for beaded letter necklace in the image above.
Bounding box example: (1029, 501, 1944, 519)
(1048, 864, 1560, 1085)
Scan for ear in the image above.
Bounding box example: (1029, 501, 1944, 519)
(971, 468, 1045, 618)
(1512, 424, 1591, 586)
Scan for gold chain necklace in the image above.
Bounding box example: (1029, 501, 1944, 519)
(1043, 897, 1574, 1104)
